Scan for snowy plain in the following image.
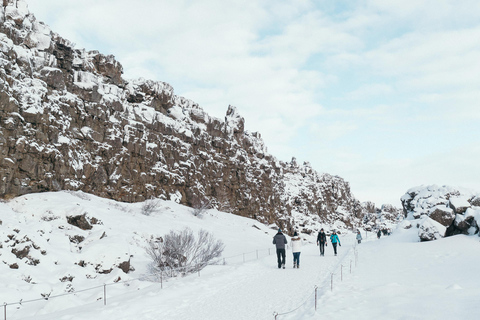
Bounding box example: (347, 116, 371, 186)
(1, 192, 479, 320)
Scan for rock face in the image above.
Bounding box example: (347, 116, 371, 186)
(400, 185, 480, 239)
(0, 1, 371, 232)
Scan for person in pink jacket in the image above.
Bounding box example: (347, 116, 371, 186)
(291, 231, 302, 268)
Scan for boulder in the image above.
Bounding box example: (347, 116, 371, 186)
(449, 197, 471, 214)
(418, 217, 445, 242)
(470, 196, 480, 207)
(66, 214, 92, 230)
(428, 205, 455, 227)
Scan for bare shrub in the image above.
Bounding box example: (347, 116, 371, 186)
(146, 228, 224, 278)
(66, 191, 91, 201)
(142, 198, 160, 216)
(192, 199, 211, 217)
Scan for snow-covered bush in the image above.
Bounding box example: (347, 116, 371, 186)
(191, 199, 211, 218)
(141, 198, 161, 216)
(146, 228, 224, 278)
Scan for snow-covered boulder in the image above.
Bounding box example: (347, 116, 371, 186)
(398, 220, 412, 229)
(401, 185, 480, 240)
(471, 196, 480, 207)
(417, 217, 446, 242)
(445, 208, 480, 237)
(449, 196, 471, 214)
(428, 205, 455, 226)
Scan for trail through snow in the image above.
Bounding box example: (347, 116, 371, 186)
(22, 242, 355, 320)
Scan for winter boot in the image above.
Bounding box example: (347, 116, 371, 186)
(282, 264, 285, 269)
(293, 262, 296, 268)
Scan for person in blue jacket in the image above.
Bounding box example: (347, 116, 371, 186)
(330, 230, 341, 256)
(356, 230, 362, 244)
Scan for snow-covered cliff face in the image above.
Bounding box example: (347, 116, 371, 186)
(0, 0, 370, 232)
(400, 185, 480, 240)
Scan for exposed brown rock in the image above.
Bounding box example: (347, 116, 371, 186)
(67, 214, 92, 230)
(0, 0, 369, 232)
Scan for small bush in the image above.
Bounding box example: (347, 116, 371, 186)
(141, 199, 160, 216)
(192, 199, 211, 217)
(146, 228, 224, 278)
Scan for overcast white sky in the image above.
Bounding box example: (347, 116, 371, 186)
(25, 0, 480, 207)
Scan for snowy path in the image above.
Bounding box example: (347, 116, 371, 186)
(22, 242, 355, 320)
(153, 243, 353, 320)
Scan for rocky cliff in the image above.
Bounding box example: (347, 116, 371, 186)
(0, 0, 371, 233)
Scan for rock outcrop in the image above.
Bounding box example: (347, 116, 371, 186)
(0, 0, 374, 232)
(400, 185, 480, 239)
(361, 202, 402, 231)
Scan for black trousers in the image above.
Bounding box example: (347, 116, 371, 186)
(332, 243, 338, 254)
(319, 243, 325, 255)
(276, 248, 286, 267)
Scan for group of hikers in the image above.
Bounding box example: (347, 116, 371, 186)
(272, 227, 391, 269)
(377, 228, 391, 239)
(272, 228, 342, 269)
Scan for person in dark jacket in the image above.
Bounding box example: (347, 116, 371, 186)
(316, 228, 327, 256)
(330, 230, 341, 256)
(377, 229, 381, 239)
(273, 228, 287, 269)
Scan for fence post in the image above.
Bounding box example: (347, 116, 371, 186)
(315, 286, 318, 311)
(103, 284, 106, 306)
(273, 312, 278, 319)
(3, 303, 6, 320)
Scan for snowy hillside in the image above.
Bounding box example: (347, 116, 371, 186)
(0, 191, 278, 316)
(1, 192, 480, 319)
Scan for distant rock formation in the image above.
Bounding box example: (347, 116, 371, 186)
(0, 0, 390, 232)
(361, 202, 402, 231)
(400, 185, 480, 240)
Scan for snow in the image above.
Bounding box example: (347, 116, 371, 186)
(1, 192, 480, 319)
(304, 230, 480, 320)
(449, 196, 471, 210)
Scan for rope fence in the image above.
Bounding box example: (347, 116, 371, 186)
(272, 243, 360, 319)
(2, 237, 363, 320)
(1, 244, 280, 320)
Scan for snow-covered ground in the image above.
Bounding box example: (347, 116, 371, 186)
(1, 192, 479, 319)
